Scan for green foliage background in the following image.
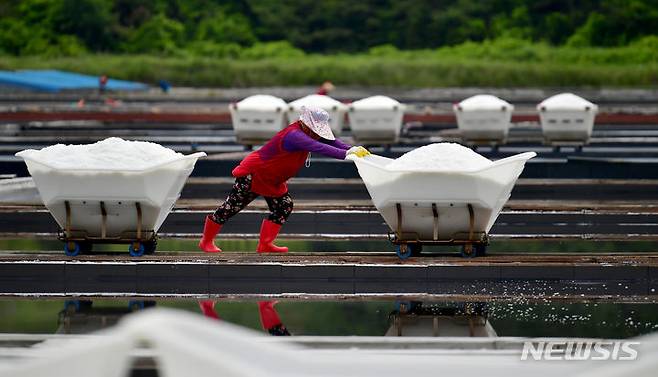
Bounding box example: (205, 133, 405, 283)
(1, 0, 658, 86)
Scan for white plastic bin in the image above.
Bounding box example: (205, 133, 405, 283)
(453, 95, 514, 143)
(349, 152, 535, 243)
(15, 151, 206, 241)
(537, 93, 598, 144)
(347, 96, 406, 144)
(230, 95, 288, 144)
(288, 94, 347, 136)
(0, 177, 40, 205)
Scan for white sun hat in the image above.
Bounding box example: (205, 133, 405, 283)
(299, 106, 335, 140)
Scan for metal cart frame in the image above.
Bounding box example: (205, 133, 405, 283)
(58, 200, 157, 257)
(388, 202, 489, 259)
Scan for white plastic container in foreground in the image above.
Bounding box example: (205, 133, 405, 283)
(453, 94, 514, 143)
(15, 151, 206, 238)
(229, 95, 288, 144)
(349, 152, 536, 240)
(347, 96, 406, 144)
(537, 93, 598, 144)
(287, 94, 347, 136)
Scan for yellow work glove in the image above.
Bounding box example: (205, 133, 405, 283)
(346, 146, 371, 158)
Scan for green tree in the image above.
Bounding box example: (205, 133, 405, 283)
(542, 12, 571, 44)
(123, 13, 185, 55)
(195, 13, 257, 46)
(114, 0, 157, 28)
(0, 19, 31, 55)
(49, 0, 115, 51)
(491, 5, 533, 40)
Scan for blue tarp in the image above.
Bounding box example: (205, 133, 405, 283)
(0, 70, 148, 92)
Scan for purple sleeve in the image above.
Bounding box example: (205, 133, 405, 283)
(327, 137, 352, 150)
(283, 130, 347, 160)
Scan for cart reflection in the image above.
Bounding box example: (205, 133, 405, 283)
(387, 301, 497, 337)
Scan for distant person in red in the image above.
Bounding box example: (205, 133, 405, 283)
(99, 75, 108, 94)
(198, 300, 290, 336)
(198, 106, 370, 253)
(316, 81, 335, 95)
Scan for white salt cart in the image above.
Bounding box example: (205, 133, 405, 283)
(453, 94, 514, 144)
(347, 96, 406, 144)
(15, 151, 206, 256)
(288, 94, 347, 137)
(229, 95, 288, 146)
(349, 152, 536, 258)
(538, 93, 598, 145)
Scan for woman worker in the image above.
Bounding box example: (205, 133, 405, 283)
(199, 106, 370, 253)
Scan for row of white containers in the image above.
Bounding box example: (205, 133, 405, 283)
(455, 93, 598, 144)
(230, 92, 598, 145)
(229, 94, 405, 144)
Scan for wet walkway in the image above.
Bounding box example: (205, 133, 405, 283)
(1, 253, 656, 299)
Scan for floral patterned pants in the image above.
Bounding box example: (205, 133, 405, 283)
(212, 176, 293, 225)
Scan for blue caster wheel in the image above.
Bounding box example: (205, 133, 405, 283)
(461, 244, 477, 258)
(128, 300, 145, 311)
(129, 242, 145, 257)
(396, 244, 413, 259)
(64, 242, 80, 257)
(396, 244, 422, 260)
(64, 300, 81, 314)
(395, 301, 417, 314)
(63, 300, 91, 314)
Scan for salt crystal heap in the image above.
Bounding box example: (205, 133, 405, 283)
(16, 137, 184, 170)
(456, 94, 513, 111)
(538, 93, 597, 111)
(235, 94, 287, 111)
(350, 95, 402, 110)
(289, 94, 344, 110)
(386, 143, 492, 172)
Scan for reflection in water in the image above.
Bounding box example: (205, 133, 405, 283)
(1, 299, 657, 339)
(199, 300, 291, 336)
(56, 300, 156, 334)
(56, 299, 495, 338)
(387, 301, 496, 337)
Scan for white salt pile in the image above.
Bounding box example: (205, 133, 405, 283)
(16, 137, 184, 170)
(538, 93, 598, 111)
(236, 94, 287, 110)
(351, 95, 401, 109)
(386, 143, 492, 171)
(456, 94, 513, 111)
(289, 94, 345, 110)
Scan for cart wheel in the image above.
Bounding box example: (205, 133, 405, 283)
(64, 300, 81, 314)
(129, 242, 145, 257)
(396, 244, 413, 260)
(396, 301, 417, 314)
(475, 244, 487, 257)
(64, 241, 80, 257)
(143, 240, 157, 255)
(128, 300, 145, 311)
(461, 244, 477, 258)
